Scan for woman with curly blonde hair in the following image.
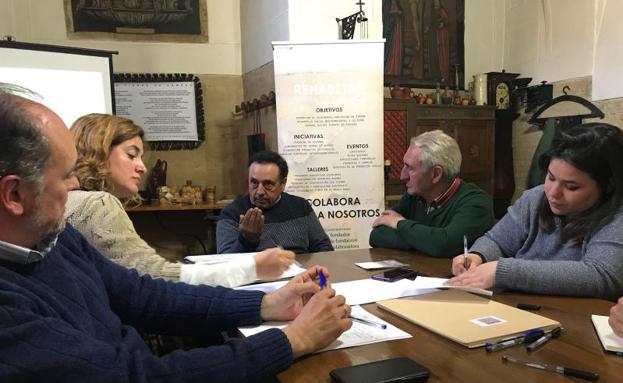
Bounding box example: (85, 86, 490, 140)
(64, 113, 294, 287)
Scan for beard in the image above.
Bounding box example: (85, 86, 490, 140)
(31, 195, 66, 255)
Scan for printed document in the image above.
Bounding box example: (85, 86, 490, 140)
(239, 305, 411, 352)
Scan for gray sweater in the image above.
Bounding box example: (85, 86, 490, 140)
(217, 192, 333, 254)
(472, 185, 623, 300)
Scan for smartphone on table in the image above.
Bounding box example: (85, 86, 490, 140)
(371, 267, 418, 282)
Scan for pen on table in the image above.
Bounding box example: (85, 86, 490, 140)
(502, 355, 599, 381)
(517, 303, 541, 311)
(463, 235, 469, 269)
(485, 329, 544, 352)
(526, 327, 561, 352)
(349, 315, 387, 330)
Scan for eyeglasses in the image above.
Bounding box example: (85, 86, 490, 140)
(249, 178, 281, 191)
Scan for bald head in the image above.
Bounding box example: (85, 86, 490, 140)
(0, 93, 69, 188)
(0, 93, 78, 247)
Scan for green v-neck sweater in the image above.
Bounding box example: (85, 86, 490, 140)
(369, 182, 494, 257)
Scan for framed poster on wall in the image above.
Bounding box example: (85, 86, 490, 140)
(113, 73, 205, 150)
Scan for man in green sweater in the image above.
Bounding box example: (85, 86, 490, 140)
(370, 130, 494, 257)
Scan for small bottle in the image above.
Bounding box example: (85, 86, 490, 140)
(434, 82, 442, 105)
(206, 186, 216, 204)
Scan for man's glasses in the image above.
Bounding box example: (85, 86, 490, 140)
(249, 179, 281, 191)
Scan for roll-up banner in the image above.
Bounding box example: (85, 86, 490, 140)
(273, 40, 385, 250)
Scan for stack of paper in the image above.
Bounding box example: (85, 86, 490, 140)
(591, 315, 623, 354)
(184, 252, 306, 283)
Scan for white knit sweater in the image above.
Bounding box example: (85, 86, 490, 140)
(64, 190, 257, 287)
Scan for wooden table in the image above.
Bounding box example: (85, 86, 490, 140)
(279, 248, 622, 382)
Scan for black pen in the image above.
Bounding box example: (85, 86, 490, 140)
(502, 355, 599, 381)
(485, 329, 544, 352)
(516, 303, 541, 311)
(526, 327, 561, 352)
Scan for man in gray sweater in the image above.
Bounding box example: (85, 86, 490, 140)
(217, 151, 333, 254)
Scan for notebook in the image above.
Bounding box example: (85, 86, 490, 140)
(591, 315, 623, 354)
(377, 289, 560, 348)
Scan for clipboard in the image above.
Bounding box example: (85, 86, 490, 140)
(377, 289, 560, 348)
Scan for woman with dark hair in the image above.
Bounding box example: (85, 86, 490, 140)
(447, 123, 623, 300)
(64, 113, 294, 287)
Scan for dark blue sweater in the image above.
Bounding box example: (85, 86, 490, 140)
(0, 225, 293, 382)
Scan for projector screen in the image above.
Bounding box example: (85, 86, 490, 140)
(0, 41, 115, 128)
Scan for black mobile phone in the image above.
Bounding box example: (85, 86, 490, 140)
(371, 267, 418, 282)
(330, 357, 430, 383)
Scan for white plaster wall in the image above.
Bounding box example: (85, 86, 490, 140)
(464, 0, 504, 84)
(503, 0, 593, 84)
(240, 0, 289, 74)
(241, 0, 383, 74)
(287, 0, 383, 41)
(0, 0, 242, 74)
(593, 0, 623, 100)
(0, 0, 16, 35)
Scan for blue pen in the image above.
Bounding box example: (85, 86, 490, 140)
(350, 315, 387, 329)
(319, 271, 327, 289)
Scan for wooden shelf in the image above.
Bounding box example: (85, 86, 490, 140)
(125, 202, 227, 212)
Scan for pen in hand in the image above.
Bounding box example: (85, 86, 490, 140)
(463, 235, 470, 269)
(319, 271, 327, 289)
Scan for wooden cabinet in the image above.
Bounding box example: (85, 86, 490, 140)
(383, 99, 495, 196)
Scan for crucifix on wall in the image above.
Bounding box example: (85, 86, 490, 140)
(337, 0, 369, 39)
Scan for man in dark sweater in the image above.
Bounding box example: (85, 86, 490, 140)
(0, 93, 351, 382)
(370, 130, 494, 257)
(217, 151, 333, 254)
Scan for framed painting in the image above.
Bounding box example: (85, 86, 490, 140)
(64, 0, 208, 43)
(383, 0, 464, 89)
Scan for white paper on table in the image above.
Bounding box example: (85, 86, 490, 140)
(184, 252, 306, 283)
(591, 314, 623, 353)
(412, 276, 493, 297)
(354, 259, 407, 270)
(333, 278, 439, 305)
(234, 275, 492, 302)
(185, 252, 259, 265)
(239, 305, 411, 353)
(236, 277, 438, 304)
(235, 280, 288, 293)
